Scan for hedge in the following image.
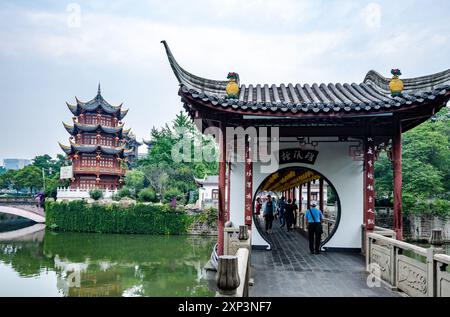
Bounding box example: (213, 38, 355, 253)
(45, 201, 192, 235)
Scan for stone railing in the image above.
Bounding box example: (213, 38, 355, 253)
(366, 230, 450, 297)
(0, 197, 36, 205)
(56, 187, 118, 201)
(216, 224, 252, 297)
(361, 225, 397, 255)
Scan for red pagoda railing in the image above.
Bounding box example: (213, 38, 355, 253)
(73, 166, 126, 175)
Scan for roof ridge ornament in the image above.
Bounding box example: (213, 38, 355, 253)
(226, 72, 240, 98)
(97, 82, 101, 96)
(389, 69, 404, 97)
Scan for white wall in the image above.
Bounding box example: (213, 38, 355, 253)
(229, 139, 364, 250)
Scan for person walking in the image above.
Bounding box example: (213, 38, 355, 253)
(277, 196, 286, 228)
(285, 199, 295, 232)
(263, 195, 275, 234)
(305, 201, 324, 254)
(292, 198, 299, 229)
(255, 197, 262, 224)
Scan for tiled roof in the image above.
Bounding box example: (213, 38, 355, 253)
(66, 86, 128, 119)
(63, 122, 125, 135)
(59, 142, 125, 155)
(162, 41, 450, 115)
(194, 175, 219, 185)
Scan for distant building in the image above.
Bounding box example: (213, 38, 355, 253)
(194, 175, 219, 210)
(142, 139, 153, 152)
(3, 158, 31, 170)
(123, 131, 142, 167)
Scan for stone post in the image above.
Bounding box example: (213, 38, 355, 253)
(216, 255, 240, 296)
(430, 229, 443, 247)
(426, 228, 444, 297)
(238, 225, 249, 240)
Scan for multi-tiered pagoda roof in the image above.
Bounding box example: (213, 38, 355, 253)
(66, 87, 128, 119)
(59, 85, 134, 190)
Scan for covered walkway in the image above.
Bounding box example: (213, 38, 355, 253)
(250, 223, 400, 297)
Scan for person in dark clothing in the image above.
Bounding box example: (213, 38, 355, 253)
(277, 196, 286, 227)
(292, 198, 298, 228)
(305, 201, 324, 254)
(285, 199, 295, 232)
(263, 195, 275, 234)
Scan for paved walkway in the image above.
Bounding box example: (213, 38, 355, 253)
(250, 222, 400, 297)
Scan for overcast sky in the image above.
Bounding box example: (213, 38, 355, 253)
(0, 0, 449, 164)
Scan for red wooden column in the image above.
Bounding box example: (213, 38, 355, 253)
(227, 161, 231, 222)
(307, 182, 311, 209)
(299, 184, 302, 211)
(393, 118, 403, 240)
(319, 178, 324, 211)
(244, 136, 253, 226)
(217, 122, 227, 256)
(364, 136, 375, 231)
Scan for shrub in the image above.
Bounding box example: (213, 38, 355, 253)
(89, 188, 103, 201)
(118, 187, 133, 199)
(163, 188, 183, 203)
(138, 188, 157, 202)
(45, 200, 191, 235)
(111, 193, 121, 201)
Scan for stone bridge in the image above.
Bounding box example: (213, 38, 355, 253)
(0, 198, 45, 223)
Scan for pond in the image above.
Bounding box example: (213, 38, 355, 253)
(0, 221, 216, 297)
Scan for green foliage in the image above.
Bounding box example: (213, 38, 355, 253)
(45, 201, 190, 235)
(124, 170, 145, 193)
(0, 154, 68, 197)
(89, 188, 103, 201)
(136, 111, 218, 204)
(194, 208, 218, 227)
(118, 187, 133, 199)
(163, 187, 183, 203)
(14, 165, 42, 193)
(375, 107, 450, 215)
(138, 188, 157, 202)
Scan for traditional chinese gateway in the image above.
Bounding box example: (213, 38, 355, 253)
(162, 40, 450, 255)
(57, 85, 136, 200)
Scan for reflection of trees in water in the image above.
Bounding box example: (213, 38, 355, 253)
(1, 230, 216, 297)
(0, 240, 52, 277)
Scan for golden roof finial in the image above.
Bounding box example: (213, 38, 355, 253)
(389, 69, 403, 97)
(226, 72, 240, 98)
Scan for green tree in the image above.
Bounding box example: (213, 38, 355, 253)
(14, 165, 42, 194)
(124, 170, 145, 193)
(136, 111, 218, 204)
(375, 106, 450, 215)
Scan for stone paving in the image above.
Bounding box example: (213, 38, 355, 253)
(249, 221, 401, 297)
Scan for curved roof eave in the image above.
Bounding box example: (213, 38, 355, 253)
(162, 40, 450, 116)
(161, 40, 229, 96)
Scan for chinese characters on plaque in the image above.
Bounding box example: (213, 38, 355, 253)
(279, 149, 318, 165)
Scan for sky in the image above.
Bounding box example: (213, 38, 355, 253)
(0, 0, 449, 164)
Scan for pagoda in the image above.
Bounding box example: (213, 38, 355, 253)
(59, 85, 132, 192)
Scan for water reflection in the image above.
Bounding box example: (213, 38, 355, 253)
(0, 226, 216, 297)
